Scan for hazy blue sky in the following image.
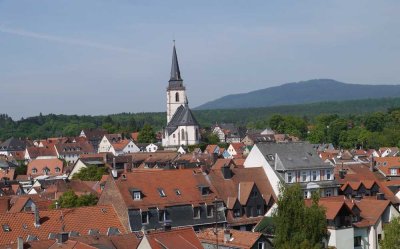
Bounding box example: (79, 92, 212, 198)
(1, 1, 400, 119)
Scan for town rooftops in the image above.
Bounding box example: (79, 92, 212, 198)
(197, 228, 265, 249)
(55, 142, 95, 156)
(0, 205, 126, 245)
(256, 142, 332, 170)
(0, 138, 27, 152)
(27, 158, 64, 176)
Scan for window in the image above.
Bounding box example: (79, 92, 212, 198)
(158, 188, 166, 197)
(141, 211, 149, 224)
(181, 129, 185, 140)
(195, 129, 199, 140)
(326, 169, 332, 180)
(233, 208, 241, 218)
(304, 191, 309, 199)
(32, 168, 37, 174)
(158, 210, 165, 222)
(2, 224, 10, 232)
(390, 168, 397, 176)
(175, 189, 181, 195)
(206, 205, 214, 217)
(175, 92, 179, 102)
(287, 172, 293, 183)
(201, 186, 210, 196)
(267, 154, 274, 160)
(55, 167, 60, 173)
(43, 168, 50, 175)
(256, 205, 262, 215)
(252, 191, 258, 198)
(354, 236, 362, 247)
(312, 171, 317, 181)
(258, 242, 265, 249)
(378, 234, 382, 243)
(325, 189, 332, 197)
(193, 207, 200, 219)
(301, 171, 307, 182)
(133, 192, 141, 200)
(173, 134, 175, 138)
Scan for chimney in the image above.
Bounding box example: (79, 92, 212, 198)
(57, 232, 69, 244)
(223, 229, 231, 243)
(163, 221, 171, 231)
(17, 237, 23, 249)
(221, 165, 232, 179)
(33, 205, 40, 227)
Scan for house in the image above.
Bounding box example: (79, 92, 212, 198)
(0, 205, 127, 245)
(379, 147, 399, 157)
(27, 158, 64, 177)
(375, 157, 400, 178)
(0, 138, 27, 157)
(98, 169, 226, 232)
(308, 196, 399, 249)
(55, 142, 95, 164)
(98, 134, 139, 156)
(241, 133, 275, 146)
(207, 165, 276, 230)
(68, 156, 106, 179)
(244, 142, 338, 199)
(137, 227, 203, 249)
(204, 144, 220, 155)
(129, 151, 179, 169)
(24, 146, 58, 161)
(212, 123, 245, 143)
(197, 228, 273, 249)
(162, 44, 200, 147)
(227, 143, 246, 159)
(146, 143, 158, 153)
(79, 128, 107, 151)
(8, 195, 53, 212)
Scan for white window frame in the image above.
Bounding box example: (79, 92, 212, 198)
(325, 189, 332, 197)
(287, 172, 293, 183)
(301, 171, 308, 182)
(390, 168, 397, 176)
(312, 171, 317, 181)
(326, 169, 332, 180)
(133, 192, 141, 200)
(141, 211, 149, 224)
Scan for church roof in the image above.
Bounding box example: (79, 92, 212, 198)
(166, 105, 199, 134)
(168, 44, 185, 91)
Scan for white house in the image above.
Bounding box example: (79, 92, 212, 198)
(161, 44, 200, 148)
(244, 142, 338, 199)
(98, 134, 139, 156)
(146, 143, 158, 153)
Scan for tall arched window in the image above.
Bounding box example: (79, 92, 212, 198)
(181, 128, 185, 140)
(175, 92, 179, 102)
(195, 128, 199, 141)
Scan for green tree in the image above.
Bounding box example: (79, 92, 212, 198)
(137, 123, 156, 143)
(52, 190, 98, 208)
(364, 112, 385, 132)
(380, 217, 400, 249)
(206, 133, 220, 144)
(273, 184, 326, 249)
(72, 165, 106, 181)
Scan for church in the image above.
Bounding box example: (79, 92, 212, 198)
(162, 44, 200, 147)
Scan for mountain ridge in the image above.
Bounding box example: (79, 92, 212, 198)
(195, 79, 400, 110)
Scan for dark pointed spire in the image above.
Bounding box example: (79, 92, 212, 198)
(170, 41, 182, 81)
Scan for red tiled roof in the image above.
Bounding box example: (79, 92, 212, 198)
(375, 157, 400, 176)
(111, 140, 131, 151)
(145, 227, 203, 249)
(112, 169, 218, 210)
(197, 228, 263, 249)
(55, 142, 95, 156)
(27, 158, 64, 176)
(26, 146, 58, 159)
(205, 144, 218, 154)
(238, 182, 254, 205)
(0, 205, 127, 245)
(0, 168, 15, 180)
(131, 132, 139, 142)
(0, 197, 10, 213)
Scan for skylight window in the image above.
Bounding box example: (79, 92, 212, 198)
(158, 188, 166, 197)
(2, 224, 10, 232)
(175, 189, 181, 195)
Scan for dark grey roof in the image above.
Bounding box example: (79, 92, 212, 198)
(168, 44, 185, 91)
(166, 105, 199, 134)
(256, 142, 332, 170)
(0, 137, 27, 151)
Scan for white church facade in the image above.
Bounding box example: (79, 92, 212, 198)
(162, 44, 200, 147)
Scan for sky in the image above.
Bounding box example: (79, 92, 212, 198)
(1, 1, 400, 119)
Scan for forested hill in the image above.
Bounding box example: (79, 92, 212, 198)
(195, 79, 400, 110)
(1, 97, 400, 140)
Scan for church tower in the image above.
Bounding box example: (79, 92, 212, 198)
(166, 43, 187, 123)
(162, 43, 200, 147)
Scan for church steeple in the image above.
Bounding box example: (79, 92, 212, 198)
(168, 42, 185, 91)
(170, 42, 182, 81)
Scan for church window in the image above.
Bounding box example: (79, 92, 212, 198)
(195, 128, 199, 140)
(175, 92, 179, 102)
(181, 129, 185, 140)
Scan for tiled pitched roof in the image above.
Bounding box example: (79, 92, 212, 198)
(238, 182, 254, 205)
(26, 146, 58, 159)
(55, 142, 95, 156)
(0, 138, 27, 151)
(0, 168, 15, 180)
(27, 158, 64, 176)
(112, 169, 218, 210)
(353, 198, 391, 227)
(165, 105, 199, 134)
(197, 228, 263, 249)
(145, 227, 203, 249)
(375, 157, 400, 176)
(204, 144, 218, 154)
(0, 197, 10, 213)
(0, 205, 126, 245)
(111, 140, 131, 151)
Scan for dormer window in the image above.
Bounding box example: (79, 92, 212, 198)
(390, 168, 397, 176)
(32, 168, 37, 174)
(55, 167, 61, 173)
(141, 211, 149, 224)
(158, 188, 166, 197)
(175, 189, 181, 195)
(199, 185, 211, 196)
(267, 154, 274, 161)
(130, 189, 142, 200)
(233, 208, 241, 218)
(43, 167, 50, 175)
